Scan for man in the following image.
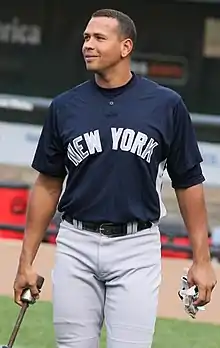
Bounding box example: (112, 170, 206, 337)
(13, 8, 216, 348)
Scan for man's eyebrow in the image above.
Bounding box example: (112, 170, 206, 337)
(83, 31, 107, 37)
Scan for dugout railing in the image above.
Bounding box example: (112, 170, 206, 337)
(0, 93, 220, 142)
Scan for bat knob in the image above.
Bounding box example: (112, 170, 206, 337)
(21, 275, 45, 304)
(21, 289, 35, 304)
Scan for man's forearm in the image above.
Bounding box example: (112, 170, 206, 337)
(175, 183, 210, 263)
(19, 174, 63, 268)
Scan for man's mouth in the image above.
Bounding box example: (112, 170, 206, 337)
(84, 55, 99, 61)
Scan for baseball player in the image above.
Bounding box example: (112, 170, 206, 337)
(13, 9, 216, 348)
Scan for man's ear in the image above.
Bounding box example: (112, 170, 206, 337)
(121, 38, 133, 58)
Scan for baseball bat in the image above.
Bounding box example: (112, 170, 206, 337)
(5, 275, 44, 348)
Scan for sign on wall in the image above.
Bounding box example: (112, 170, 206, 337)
(0, 17, 42, 45)
(131, 53, 188, 87)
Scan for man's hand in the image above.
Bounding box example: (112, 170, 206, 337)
(187, 261, 217, 307)
(13, 266, 40, 306)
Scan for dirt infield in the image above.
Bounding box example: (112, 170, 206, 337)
(1, 239, 219, 325)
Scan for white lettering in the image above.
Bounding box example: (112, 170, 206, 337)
(120, 129, 135, 151)
(111, 127, 123, 150)
(73, 136, 89, 160)
(11, 19, 27, 44)
(27, 26, 41, 45)
(141, 138, 159, 162)
(67, 127, 159, 167)
(0, 17, 41, 45)
(0, 24, 10, 42)
(84, 130, 102, 154)
(67, 143, 82, 166)
(130, 132, 148, 155)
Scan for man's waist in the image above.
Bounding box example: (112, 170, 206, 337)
(62, 213, 152, 237)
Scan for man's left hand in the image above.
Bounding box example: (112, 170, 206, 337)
(187, 261, 217, 307)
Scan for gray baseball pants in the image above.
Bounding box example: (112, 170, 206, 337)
(52, 219, 161, 348)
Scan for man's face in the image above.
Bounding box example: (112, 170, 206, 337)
(82, 16, 132, 72)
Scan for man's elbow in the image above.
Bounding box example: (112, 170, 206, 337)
(34, 172, 64, 195)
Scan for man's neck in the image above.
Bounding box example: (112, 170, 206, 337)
(94, 67, 132, 89)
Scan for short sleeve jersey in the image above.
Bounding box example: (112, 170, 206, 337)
(32, 73, 205, 223)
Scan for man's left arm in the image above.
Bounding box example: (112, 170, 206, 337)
(175, 183, 216, 306)
(166, 97, 217, 307)
(176, 183, 210, 264)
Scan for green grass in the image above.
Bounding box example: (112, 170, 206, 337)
(0, 296, 219, 348)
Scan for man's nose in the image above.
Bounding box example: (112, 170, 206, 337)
(83, 37, 95, 50)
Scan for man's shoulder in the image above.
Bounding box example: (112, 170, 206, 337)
(137, 75, 182, 105)
(51, 80, 93, 107)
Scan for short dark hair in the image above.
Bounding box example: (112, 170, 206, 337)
(92, 9, 137, 47)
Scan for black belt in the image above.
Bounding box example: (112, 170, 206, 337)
(63, 214, 152, 237)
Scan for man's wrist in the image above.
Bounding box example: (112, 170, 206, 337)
(19, 253, 33, 269)
(192, 252, 211, 265)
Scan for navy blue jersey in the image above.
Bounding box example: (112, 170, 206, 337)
(32, 73, 205, 223)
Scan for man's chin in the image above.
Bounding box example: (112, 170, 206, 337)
(85, 62, 102, 73)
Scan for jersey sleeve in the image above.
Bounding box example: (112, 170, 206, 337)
(31, 100, 67, 178)
(166, 97, 205, 188)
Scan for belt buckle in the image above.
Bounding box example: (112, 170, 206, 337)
(99, 223, 114, 236)
(99, 223, 105, 235)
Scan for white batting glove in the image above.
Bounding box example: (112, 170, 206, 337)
(178, 268, 205, 319)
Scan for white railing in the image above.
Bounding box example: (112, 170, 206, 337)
(0, 93, 51, 111)
(191, 113, 220, 126)
(0, 93, 220, 127)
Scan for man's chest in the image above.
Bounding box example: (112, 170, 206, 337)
(59, 101, 171, 167)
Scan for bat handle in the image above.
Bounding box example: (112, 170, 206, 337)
(21, 275, 45, 304)
(7, 304, 28, 348)
(6, 275, 45, 348)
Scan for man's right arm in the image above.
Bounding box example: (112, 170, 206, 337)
(19, 172, 63, 266)
(14, 172, 64, 305)
(14, 99, 67, 305)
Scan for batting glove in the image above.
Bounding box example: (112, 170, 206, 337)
(178, 268, 205, 319)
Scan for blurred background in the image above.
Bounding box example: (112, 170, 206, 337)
(0, 2, 220, 346)
(0, 0, 220, 261)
